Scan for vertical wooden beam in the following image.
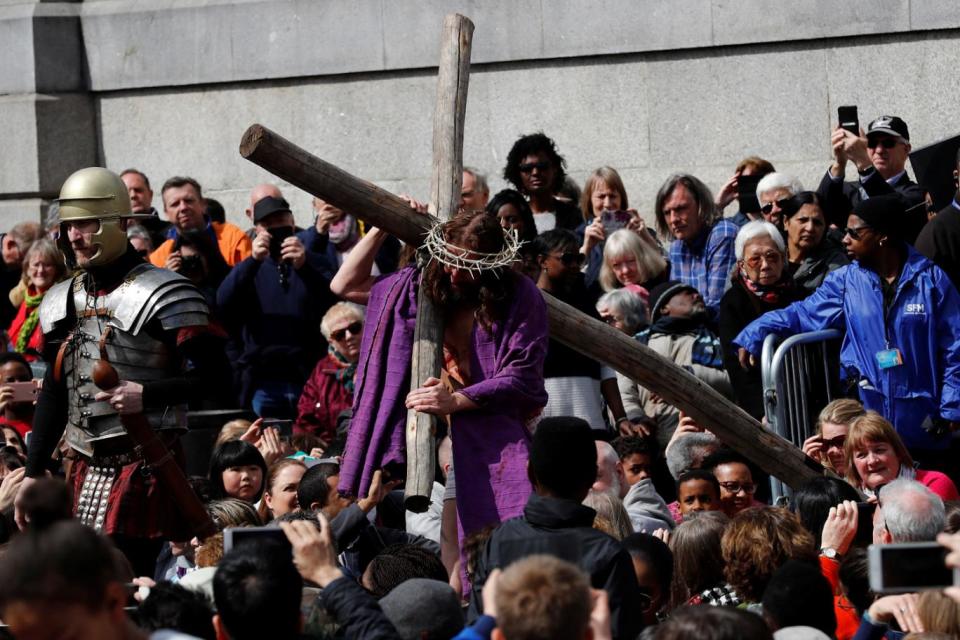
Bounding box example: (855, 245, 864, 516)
(404, 14, 474, 512)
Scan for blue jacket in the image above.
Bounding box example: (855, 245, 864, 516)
(734, 246, 960, 451)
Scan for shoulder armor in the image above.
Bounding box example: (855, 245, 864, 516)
(109, 264, 210, 335)
(38, 277, 79, 334)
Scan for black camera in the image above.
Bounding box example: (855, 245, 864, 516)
(269, 227, 295, 261)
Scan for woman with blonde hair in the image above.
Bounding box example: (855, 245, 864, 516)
(800, 398, 866, 477)
(578, 166, 663, 288)
(844, 411, 959, 500)
(600, 229, 669, 297)
(7, 238, 66, 359)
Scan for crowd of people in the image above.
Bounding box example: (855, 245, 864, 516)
(0, 114, 957, 640)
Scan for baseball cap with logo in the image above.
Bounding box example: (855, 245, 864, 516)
(867, 116, 910, 142)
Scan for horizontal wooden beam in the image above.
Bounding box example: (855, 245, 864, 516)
(239, 123, 824, 489)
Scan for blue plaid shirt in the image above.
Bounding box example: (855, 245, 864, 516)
(669, 219, 739, 318)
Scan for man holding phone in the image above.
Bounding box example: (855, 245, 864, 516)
(217, 195, 338, 418)
(817, 114, 926, 242)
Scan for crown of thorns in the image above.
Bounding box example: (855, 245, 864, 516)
(423, 220, 522, 276)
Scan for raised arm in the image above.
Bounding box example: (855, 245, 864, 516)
(330, 227, 389, 305)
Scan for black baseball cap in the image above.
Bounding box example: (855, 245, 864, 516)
(910, 133, 960, 211)
(867, 116, 910, 142)
(252, 195, 291, 223)
(648, 280, 698, 320)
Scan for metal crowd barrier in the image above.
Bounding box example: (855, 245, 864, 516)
(761, 329, 843, 503)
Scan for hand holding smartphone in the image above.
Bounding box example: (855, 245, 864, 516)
(869, 542, 960, 593)
(4, 381, 38, 404)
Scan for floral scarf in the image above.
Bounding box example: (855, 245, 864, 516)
(329, 344, 357, 394)
(736, 268, 793, 305)
(14, 287, 44, 354)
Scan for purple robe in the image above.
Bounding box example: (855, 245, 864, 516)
(339, 265, 548, 536)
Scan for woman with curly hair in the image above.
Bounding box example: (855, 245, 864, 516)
(721, 506, 817, 605)
(502, 132, 582, 233)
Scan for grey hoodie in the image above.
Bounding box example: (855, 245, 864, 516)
(623, 478, 675, 533)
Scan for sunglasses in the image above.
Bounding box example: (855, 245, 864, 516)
(743, 251, 783, 268)
(867, 138, 899, 149)
(760, 199, 791, 215)
(719, 481, 757, 495)
(548, 251, 586, 267)
(519, 161, 551, 173)
(843, 225, 872, 241)
(331, 321, 362, 342)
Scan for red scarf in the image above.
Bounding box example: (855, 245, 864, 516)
(736, 268, 793, 305)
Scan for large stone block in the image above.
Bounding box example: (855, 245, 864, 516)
(542, 0, 712, 58)
(911, 0, 960, 31)
(0, 198, 47, 228)
(0, 93, 95, 197)
(645, 43, 830, 173)
(711, 0, 910, 46)
(0, 2, 84, 95)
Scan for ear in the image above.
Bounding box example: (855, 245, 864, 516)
(492, 628, 506, 640)
(309, 501, 322, 512)
(263, 491, 274, 510)
(881, 528, 893, 544)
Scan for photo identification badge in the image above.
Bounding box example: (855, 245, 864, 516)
(875, 348, 903, 370)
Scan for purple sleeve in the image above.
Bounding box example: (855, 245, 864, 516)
(458, 280, 548, 413)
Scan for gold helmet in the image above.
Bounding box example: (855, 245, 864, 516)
(56, 167, 135, 268)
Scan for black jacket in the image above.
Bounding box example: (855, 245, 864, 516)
(469, 493, 643, 640)
(916, 198, 960, 289)
(719, 276, 801, 419)
(816, 169, 926, 243)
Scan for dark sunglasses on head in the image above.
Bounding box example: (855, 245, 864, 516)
(519, 161, 551, 173)
(760, 199, 792, 215)
(331, 321, 363, 341)
(867, 137, 899, 149)
(843, 225, 872, 241)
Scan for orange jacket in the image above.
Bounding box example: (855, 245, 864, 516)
(149, 221, 252, 268)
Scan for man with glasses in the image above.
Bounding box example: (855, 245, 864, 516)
(817, 115, 926, 242)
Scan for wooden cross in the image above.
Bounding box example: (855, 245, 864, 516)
(238, 17, 824, 493)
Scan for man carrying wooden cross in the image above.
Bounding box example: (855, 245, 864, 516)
(332, 211, 549, 545)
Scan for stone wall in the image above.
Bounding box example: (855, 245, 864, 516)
(4, 0, 960, 229)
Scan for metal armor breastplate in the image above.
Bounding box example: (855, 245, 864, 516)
(57, 264, 209, 457)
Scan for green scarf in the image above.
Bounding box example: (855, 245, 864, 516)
(15, 288, 44, 354)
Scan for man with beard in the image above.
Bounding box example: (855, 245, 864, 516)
(331, 211, 548, 543)
(533, 229, 627, 433)
(618, 281, 733, 450)
(14, 168, 230, 575)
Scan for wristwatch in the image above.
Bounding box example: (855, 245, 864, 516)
(820, 547, 841, 560)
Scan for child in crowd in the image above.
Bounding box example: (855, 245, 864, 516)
(675, 469, 722, 520)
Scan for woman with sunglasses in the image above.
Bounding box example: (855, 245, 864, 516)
(534, 229, 628, 433)
(294, 302, 364, 442)
(719, 221, 801, 419)
(502, 133, 582, 234)
(735, 195, 960, 469)
(780, 191, 849, 297)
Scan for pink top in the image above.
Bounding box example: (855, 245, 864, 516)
(916, 468, 960, 501)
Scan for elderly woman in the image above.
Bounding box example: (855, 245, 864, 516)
(719, 221, 799, 419)
(596, 288, 649, 335)
(800, 398, 866, 477)
(755, 172, 804, 227)
(844, 411, 959, 501)
(7, 239, 66, 360)
(780, 191, 848, 296)
(294, 302, 364, 442)
(599, 229, 669, 301)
